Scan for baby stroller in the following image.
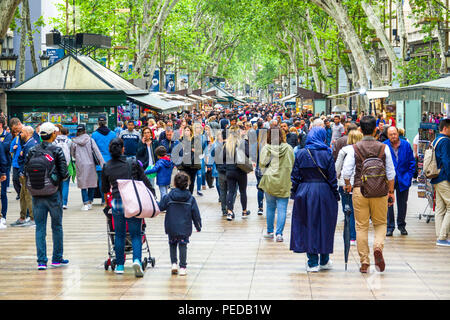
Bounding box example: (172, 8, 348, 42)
(103, 192, 156, 271)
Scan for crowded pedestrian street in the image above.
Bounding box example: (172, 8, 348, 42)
(0, 178, 448, 300)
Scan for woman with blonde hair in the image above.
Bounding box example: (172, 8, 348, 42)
(223, 125, 251, 221)
(335, 129, 364, 245)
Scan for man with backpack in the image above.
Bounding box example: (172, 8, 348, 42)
(342, 116, 396, 273)
(429, 119, 450, 247)
(25, 122, 69, 270)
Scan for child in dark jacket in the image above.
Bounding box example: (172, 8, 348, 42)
(144, 146, 174, 199)
(158, 172, 202, 276)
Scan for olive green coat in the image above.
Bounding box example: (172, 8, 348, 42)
(258, 143, 295, 198)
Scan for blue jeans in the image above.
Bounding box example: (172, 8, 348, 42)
(112, 206, 142, 266)
(33, 192, 64, 265)
(159, 185, 169, 199)
(256, 173, 264, 209)
(307, 253, 330, 268)
(1, 166, 10, 217)
(196, 159, 206, 191)
(61, 179, 70, 206)
(339, 187, 356, 241)
(81, 188, 95, 204)
(265, 193, 289, 236)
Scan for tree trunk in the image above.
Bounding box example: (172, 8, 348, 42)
(135, 0, 179, 75)
(360, 1, 400, 76)
(0, 0, 22, 39)
(24, 0, 37, 74)
(306, 8, 330, 78)
(396, 0, 407, 63)
(427, 0, 447, 74)
(19, 1, 27, 83)
(310, 0, 383, 87)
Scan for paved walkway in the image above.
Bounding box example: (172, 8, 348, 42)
(0, 176, 449, 300)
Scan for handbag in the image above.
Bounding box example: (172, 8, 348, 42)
(91, 139, 101, 166)
(117, 159, 160, 219)
(236, 143, 253, 174)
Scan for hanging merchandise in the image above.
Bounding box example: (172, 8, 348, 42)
(417, 122, 439, 223)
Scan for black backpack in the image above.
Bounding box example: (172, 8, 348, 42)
(25, 145, 59, 196)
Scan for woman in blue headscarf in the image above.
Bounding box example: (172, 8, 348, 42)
(290, 127, 339, 272)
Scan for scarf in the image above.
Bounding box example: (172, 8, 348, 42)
(304, 127, 330, 151)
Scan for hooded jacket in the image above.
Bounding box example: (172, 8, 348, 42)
(92, 126, 116, 170)
(70, 133, 105, 189)
(144, 156, 174, 186)
(158, 188, 202, 238)
(258, 142, 295, 198)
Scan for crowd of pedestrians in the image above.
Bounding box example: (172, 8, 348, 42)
(0, 103, 448, 278)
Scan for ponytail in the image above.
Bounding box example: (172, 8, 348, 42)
(109, 138, 124, 159)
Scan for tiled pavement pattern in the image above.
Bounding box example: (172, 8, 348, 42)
(0, 176, 449, 300)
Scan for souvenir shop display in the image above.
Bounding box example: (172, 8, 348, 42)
(417, 122, 438, 223)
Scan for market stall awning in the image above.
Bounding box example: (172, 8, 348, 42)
(279, 93, 297, 102)
(388, 76, 450, 103)
(188, 94, 208, 101)
(128, 93, 190, 114)
(367, 86, 393, 100)
(327, 91, 359, 99)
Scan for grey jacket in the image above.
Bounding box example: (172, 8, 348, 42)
(70, 133, 105, 189)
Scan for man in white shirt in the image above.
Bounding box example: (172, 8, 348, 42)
(342, 116, 396, 274)
(331, 115, 345, 145)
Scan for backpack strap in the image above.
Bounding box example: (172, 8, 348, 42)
(353, 144, 365, 162)
(377, 144, 386, 159)
(432, 136, 448, 149)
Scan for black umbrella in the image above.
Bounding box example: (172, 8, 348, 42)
(343, 191, 352, 271)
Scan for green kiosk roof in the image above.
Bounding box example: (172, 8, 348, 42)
(7, 54, 146, 107)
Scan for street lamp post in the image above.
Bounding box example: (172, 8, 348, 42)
(39, 51, 50, 70)
(0, 53, 18, 89)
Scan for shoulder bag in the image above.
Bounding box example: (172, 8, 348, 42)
(117, 158, 160, 219)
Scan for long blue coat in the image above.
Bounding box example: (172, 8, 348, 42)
(290, 148, 339, 254)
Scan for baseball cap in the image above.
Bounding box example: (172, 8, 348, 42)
(98, 115, 107, 122)
(77, 123, 86, 131)
(40, 122, 57, 136)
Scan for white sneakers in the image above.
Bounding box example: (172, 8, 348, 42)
(306, 260, 333, 272)
(306, 265, 320, 272)
(276, 235, 284, 242)
(0, 218, 7, 229)
(171, 264, 186, 276)
(264, 232, 274, 239)
(319, 260, 333, 270)
(81, 203, 93, 211)
(171, 263, 178, 274)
